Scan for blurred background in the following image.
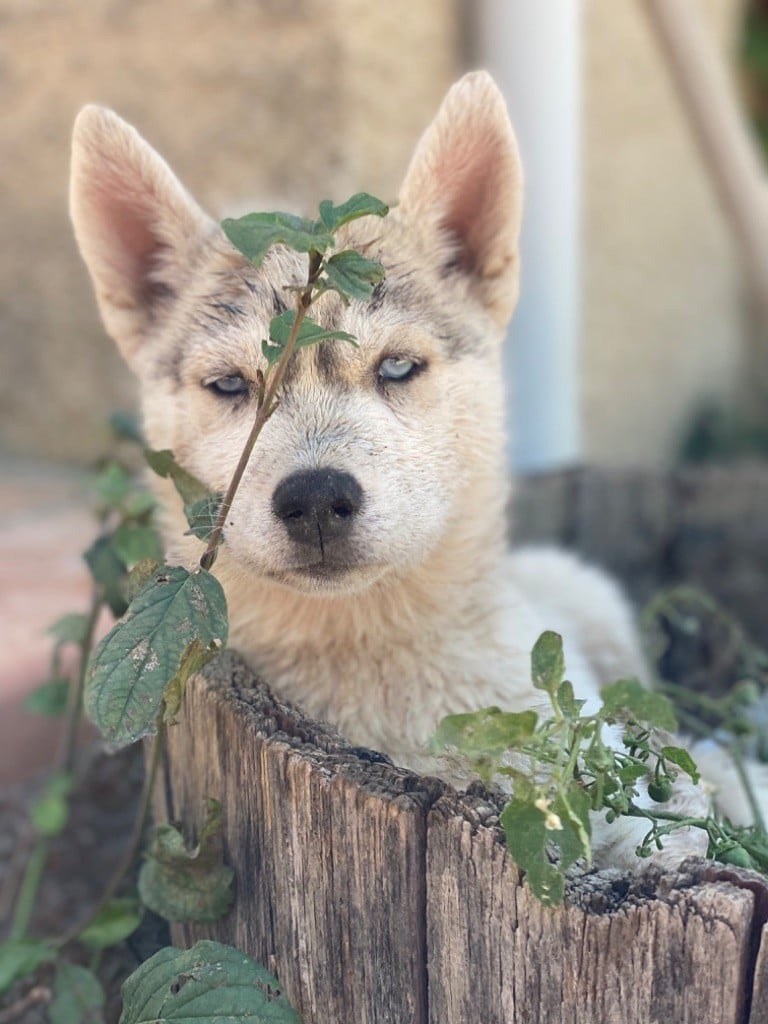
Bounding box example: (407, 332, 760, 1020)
(2, 0, 768, 470)
(3, 0, 768, 777)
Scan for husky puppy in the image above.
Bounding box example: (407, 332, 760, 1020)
(71, 72, 758, 867)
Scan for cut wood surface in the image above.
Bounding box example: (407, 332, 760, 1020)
(157, 467, 768, 1024)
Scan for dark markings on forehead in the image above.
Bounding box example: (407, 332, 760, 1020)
(366, 271, 487, 360)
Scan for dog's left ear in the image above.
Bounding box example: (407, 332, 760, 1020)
(398, 71, 523, 330)
(70, 106, 216, 365)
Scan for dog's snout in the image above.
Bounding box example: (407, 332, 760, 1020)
(272, 468, 363, 545)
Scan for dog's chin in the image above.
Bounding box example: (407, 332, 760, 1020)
(268, 562, 390, 596)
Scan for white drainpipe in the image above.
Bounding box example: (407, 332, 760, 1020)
(476, 0, 582, 472)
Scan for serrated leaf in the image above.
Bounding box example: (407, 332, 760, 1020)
(119, 939, 302, 1024)
(0, 939, 55, 994)
(318, 193, 389, 231)
(48, 612, 91, 646)
(24, 677, 70, 716)
(85, 566, 228, 746)
(50, 963, 105, 1024)
(184, 494, 222, 541)
(110, 410, 144, 445)
(144, 449, 210, 509)
(113, 522, 164, 567)
(79, 898, 142, 951)
(323, 250, 385, 301)
(163, 639, 222, 723)
(138, 801, 234, 924)
(661, 745, 701, 784)
(432, 707, 537, 760)
(84, 536, 128, 616)
(31, 772, 73, 837)
(222, 210, 333, 266)
(600, 678, 678, 731)
(500, 798, 564, 906)
(531, 631, 566, 693)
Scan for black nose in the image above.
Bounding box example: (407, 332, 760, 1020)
(272, 468, 363, 546)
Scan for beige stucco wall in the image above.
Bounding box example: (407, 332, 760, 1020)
(0, 0, 458, 462)
(583, 0, 751, 464)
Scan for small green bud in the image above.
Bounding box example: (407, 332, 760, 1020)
(647, 779, 673, 803)
(717, 844, 753, 869)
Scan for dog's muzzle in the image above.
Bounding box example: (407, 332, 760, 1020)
(272, 467, 363, 551)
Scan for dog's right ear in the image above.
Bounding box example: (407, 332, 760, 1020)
(398, 72, 523, 331)
(70, 106, 215, 364)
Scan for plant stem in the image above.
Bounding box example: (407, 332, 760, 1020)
(8, 840, 49, 941)
(730, 739, 766, 831)
(57, 591, 103, 774)
(59, 714, 166, 947)
(200, 254, 322, 570)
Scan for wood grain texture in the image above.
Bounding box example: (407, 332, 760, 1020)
(158, 653, 444, 1024)
(426, 797, 754, 1024)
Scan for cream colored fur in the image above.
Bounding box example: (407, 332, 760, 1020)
(70, 72, 762, 870)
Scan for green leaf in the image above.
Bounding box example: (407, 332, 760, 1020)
(138, 800, 234, 924)
(617, 761, 649, 786)
(48, 612, 91, 646)
(144, 449, 210, 509)
(262, 311, 357, 366)
(119, 939, 302, 1024)
(552, 785, 592, 868)
(113, 522, 164, 567)
(184, 494, 222, 541)
(0, 939, 55, 994)
(50, 963, 105, 1024)
(318, 193, 389, 232)
(84, 536, 128, 616)
(31, 773, 73, 838)
(222, 210, 333, 267)
(600, 678, 678, 732)
(85, 566, 228, 746)
(271, 309, 356, 347)
(432, 707, 537, 760)
(79, 898, 142, 951)
(92, 462, 132, 510)
(323, 250, 385, 302)
(110, 410, 144, 445)
(126, 559, 162, 602)
(661, 745, 701, 784)
(556, 680, 585, 718)
(123, 490, 157, 519)
(163, 639, 222, 723)
(500, 798, 564, 906)
(24, 677, 70, 716)
(531, 631, 566, 693)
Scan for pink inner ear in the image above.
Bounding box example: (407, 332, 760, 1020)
(88, 180, 162, 297)
(439, 129, 509, 276)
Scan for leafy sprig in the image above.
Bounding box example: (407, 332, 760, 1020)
(433, 629, 768, 905)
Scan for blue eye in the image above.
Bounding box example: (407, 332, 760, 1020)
(207, 375, 249, 396)
(378, 357, 419, 382)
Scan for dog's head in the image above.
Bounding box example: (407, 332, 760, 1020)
(70, 72, 523, 596)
